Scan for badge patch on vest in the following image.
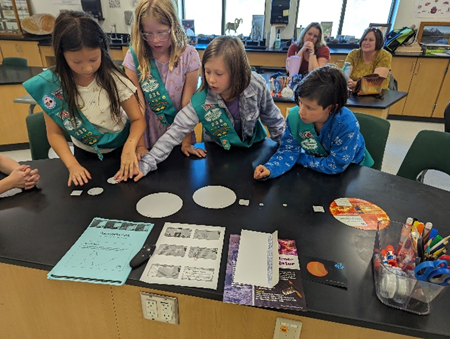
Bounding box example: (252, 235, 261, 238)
(42, 95, 56, 110)
(204, 108, 222, 121)
(142, 76, 159, 93)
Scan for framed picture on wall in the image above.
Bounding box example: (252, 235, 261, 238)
(321, 22, 333, 39)
(250, 15, 264, 41)
(417, 22, 450, 44)
(369, 23, 391, 39)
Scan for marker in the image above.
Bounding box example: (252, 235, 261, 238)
(431, 235, 443, 248)
(422, 222, 433, 244)
(397, 217, 414, 253)
(430, 236, 450, 253)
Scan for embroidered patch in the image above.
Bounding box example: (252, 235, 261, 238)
(202, 103, 216, 111)
(300, 138, 318, 151)
(142, 77, 159, 92)
(204, 108, 222, 122)
(42, 95, 56, 109)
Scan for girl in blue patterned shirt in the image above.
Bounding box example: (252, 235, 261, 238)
(254, 65, 373, 180)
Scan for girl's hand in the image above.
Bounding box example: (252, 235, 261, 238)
(67, 164, 91, 187)
(119, 144, 139, 181)
(136, 145, 149, 161)
(24, 168, 40, 190)
(181, 143, 207, 158)
(114, 166, 142, 183)
(8, 165, 31, 188)
(254, 165, 271, 179)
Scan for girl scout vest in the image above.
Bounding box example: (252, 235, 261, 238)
(287, 107, 374, 167)
(191, 89, 267, 150)
(129, 46, 177, 126)
(23, 69, 130, 160)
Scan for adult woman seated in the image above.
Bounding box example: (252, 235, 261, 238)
(345, 27, 392, 91)
(287, 22, 330, 76)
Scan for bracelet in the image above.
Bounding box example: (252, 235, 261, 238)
(309, 51, 315, 55)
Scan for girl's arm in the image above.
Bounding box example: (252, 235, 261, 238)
(119, 95, 146, 180)
(180, 69, 205, 158)
(254, 121, 302, 180)
(125, 67, 148, 158)
(256, 75, 286, 142)
(129, 103, 200, 181)
(43, 112, 91, 186)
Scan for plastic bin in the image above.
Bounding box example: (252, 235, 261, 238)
(373, 220, 447, 315)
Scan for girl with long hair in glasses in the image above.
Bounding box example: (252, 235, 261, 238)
(124, 0, 204, 158)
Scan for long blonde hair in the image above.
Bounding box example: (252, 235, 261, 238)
(131, 0, 187, 81)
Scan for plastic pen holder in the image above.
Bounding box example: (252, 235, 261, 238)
(373, 220, 447, 315)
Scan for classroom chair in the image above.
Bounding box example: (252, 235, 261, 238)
(26, 111, 70, 160)
(353, 112, 391, 171)
(444, 101, 450, 133)
(396, 130, 450, 183)
(2, 57, 28, 67)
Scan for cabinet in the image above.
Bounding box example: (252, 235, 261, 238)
(433, 66, 450, 118)
(389, 57, 416, 115)
(0, 39, 42, 66)
(0, 0, 31, 35)
(329, 54, 346, 69)
(402, 58, 448, 117)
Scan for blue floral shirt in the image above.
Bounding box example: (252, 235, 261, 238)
(263, 106, 366, 178)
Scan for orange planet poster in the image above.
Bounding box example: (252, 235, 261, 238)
(329, 198, 389, 230)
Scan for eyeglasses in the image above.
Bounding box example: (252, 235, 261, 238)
(140, 30, 171, 42)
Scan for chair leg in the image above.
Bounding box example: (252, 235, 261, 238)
(417, 170, 427, 183)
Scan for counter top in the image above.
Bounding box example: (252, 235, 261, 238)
(1, 140, 450, 338)
(0, 65, 44, 85)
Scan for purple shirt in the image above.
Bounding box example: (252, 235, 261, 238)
(225, 97, 241, 138)
(123, 45, 201, 148)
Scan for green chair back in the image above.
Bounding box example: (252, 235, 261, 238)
(353, 112, 391, 170)
(2, 57, 28, 67)
(396, 130, 450, 182)
(26, 112, 51, 160)
(26, 112, 70, 160)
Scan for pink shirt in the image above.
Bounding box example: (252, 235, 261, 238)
(123, 45, 201, 148)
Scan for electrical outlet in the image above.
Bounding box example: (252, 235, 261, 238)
(140, 292, 179, 325)
(273, 317, 302, 339)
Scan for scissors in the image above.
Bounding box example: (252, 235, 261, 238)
(414, 258, 450, 286)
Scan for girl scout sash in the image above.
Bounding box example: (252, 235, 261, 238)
(191, 89, 267, 150)
(23, 69, 130, 160)
(129, 46, 177, 126)
(287, 106, 374, 167)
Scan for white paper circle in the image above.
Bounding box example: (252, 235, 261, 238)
(87, 187, 104, 196)
(192, 185, 236, 209)
(107, 177, 118, 184)
(136, 192, 183, 218)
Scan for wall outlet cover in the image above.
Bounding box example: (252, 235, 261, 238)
(273, 317, 302, 339)
(140, 292, 179, 325)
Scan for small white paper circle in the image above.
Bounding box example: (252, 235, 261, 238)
(87, 187, 104, 196)
(192, 185, 236, 209)
(136, 192, 183, 218)
(107, 177, 118, 184)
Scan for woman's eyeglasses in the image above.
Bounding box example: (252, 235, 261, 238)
(141, 30, 171, 42)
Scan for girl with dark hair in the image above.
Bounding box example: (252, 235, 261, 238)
(254, 65, 373, 180)
(116, 36, 286, 182)
(24, 11, 145, 187)
(345, 27, 392, 90)
(286, 22, 330, 75)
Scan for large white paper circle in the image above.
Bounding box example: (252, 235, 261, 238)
(136, 192, 183, 218)
(192, 185, 236, 209)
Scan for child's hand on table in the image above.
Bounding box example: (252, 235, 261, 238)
(254, 165, 271, 179)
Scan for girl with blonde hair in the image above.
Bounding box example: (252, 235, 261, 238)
(124, 0, 203, 158)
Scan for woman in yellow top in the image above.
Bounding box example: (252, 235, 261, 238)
(345, 27, 392, 90)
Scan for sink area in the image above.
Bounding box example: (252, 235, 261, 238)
(107, 33, 130, 47)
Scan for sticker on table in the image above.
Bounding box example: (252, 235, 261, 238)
(329, 197, 389, 230)
(136, 192, 183, 218)
(192, 185, 236, 209)
(300, 255, 347, 289)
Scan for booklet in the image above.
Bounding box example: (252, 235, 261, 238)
(48, 217, 154, 285)
(223, 234, 307, 311)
